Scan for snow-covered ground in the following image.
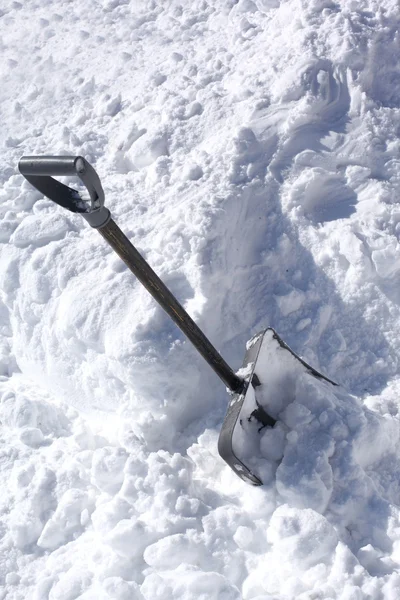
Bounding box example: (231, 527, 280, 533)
(1, 0, 400, 597)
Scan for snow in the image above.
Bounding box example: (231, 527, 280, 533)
(1, 0, 400, 598)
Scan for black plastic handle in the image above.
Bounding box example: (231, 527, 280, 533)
(18, 155, 110, 228)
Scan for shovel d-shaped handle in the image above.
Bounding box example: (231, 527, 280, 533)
(18, 155, 110, 228)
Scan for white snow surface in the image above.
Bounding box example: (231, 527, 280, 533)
(1, 0, 400, 598)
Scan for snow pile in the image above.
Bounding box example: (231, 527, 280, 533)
(1, 0, 400, 598)
(3, 371, 400, 599)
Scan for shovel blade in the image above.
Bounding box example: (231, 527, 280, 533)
(218, 328, 336, 486)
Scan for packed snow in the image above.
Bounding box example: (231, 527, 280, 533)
(1, 0, 400, 598)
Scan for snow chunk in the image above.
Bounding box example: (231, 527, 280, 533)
(105, 518, 154, 559)
(0, 392, 70, 436)
(144, 532, 204, 569)
(10, 213, 69, 248)
(260, 424, 286, 462)
(19, 427, 45, 447)
(91, 497, 132, 536)
(267, 505, 338, 569)
(102, 577, 144, 600)
(37, 489, 91, 550)
(95, 93, 122, 117)
(9, 510, 43, 549)
(233, 526, 254, 549)
(371, 240, 400, 278)
(0, 219, 18, 243)
(91, 447, 128, 494)
(142, 567, 241, 600)
(275, 289, 305, 316)
(183, 164, 204, 181)
(127, 129, 170, 169)
(47, 567, 92, 600)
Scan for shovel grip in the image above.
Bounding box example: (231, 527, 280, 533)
(18, 155, 110, 228)
(18, 156, 82, 177)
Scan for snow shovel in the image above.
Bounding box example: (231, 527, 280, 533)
(19, 155, 335, 486)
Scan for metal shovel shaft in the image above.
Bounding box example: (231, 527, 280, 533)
(98, 218, 244, 393)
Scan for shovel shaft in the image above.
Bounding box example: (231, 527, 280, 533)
(98, 218, 243, 393)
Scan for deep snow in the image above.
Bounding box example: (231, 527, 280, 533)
(1, 0, 400, 598)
